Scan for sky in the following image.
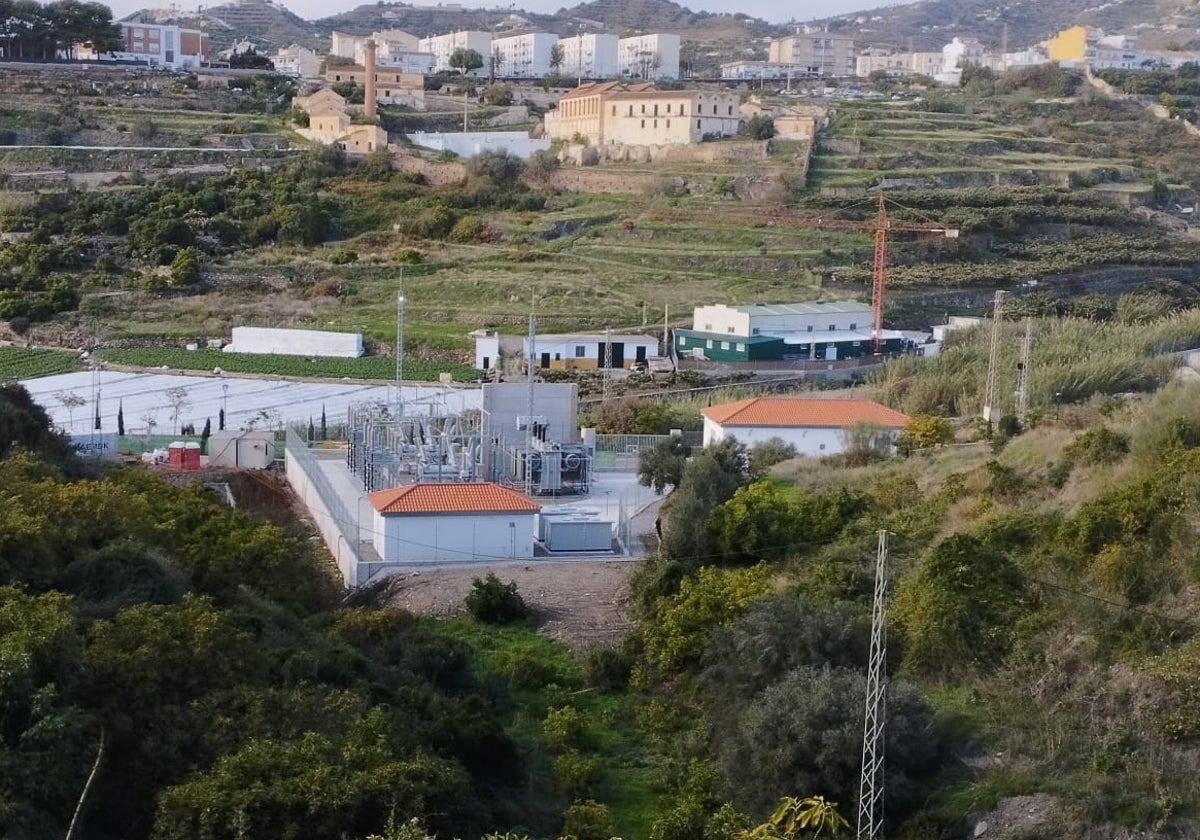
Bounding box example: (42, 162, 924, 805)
(108, 0, 892, 26)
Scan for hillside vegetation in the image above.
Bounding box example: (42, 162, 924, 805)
(631, 340, 1200, 838)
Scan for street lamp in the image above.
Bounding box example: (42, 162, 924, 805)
(221, 383, 229, 429)
(576, 24, 584, 86)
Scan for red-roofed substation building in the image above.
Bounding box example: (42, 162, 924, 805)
(367, 482, 541, 563)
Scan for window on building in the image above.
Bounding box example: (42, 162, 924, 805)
(641, 119, 645, 128)
(628, 105, 633, 116)
(727, 326, 735, 333)
(728, 105, 733, 115)
(653, 119, 657, 128)
(849, 322, 857, 330)
(666, 103, 672, 114)
(829, 324, 836, 331)
(736, 343, 745, 352)
(654, 104, 659, 115)
(806, 325, 814, 333)
(696, 119, 701, 129)
(641, 104, 646, 113)
(703, 323, 712, 331)
(667, 119, 670, 128)
(574, 345, 586, 357)
(721, 341, 729, 350)
(677, 335, 686, 345)
(612, 105, 616, 115)
(752, 327, 760, 335)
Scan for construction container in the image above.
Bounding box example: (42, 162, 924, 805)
(544, 518, 612, 552)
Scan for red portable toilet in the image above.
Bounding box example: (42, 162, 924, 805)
(168, 442, 185, 469)
(183, 442, 202, 471)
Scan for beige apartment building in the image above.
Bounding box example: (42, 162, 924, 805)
(545, 81, 740, 146)
(769, 33, 856, 77)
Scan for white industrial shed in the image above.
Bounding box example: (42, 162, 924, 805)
(702, 397, 911, 457)
(368, 482, 540, 563)
(224, 327, 364, 358)
(524, 333, 662, 370)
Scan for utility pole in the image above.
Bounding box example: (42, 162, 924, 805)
(602, 325, 613, 404)
(983, 290, 1006, 423)
(395, 286, 405, 417)
(1016, 316, 1032, 426)
(525, 305, 536, 496)
(858, 529, 890, 840)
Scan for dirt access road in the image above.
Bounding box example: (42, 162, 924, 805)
(387, 560, 639, 650)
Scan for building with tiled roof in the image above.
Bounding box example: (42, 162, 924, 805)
(701, 397, 910, 456)
(367, 482, 540, 563)
(544, 81, 740, 147)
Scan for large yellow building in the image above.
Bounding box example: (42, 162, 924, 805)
(545, 82, 741, 147)
(1047, 25, 1088, 63)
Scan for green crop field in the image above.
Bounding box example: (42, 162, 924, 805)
(95, 347, 478, 382)
(0, 347, 81, 380)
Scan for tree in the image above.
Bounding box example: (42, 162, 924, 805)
(719, 666, 940, 818)
(165, 387, 191, 435)
(55, 389, 86, 432)
(117, 400, 125, 436)
(218, 407, 225, 431)
(200, 418, 211, 453)
(658, 439, 745, 563)
(837, 421, 892, 465)
(448, 47, 484, 75)
(891, 533, 1028, 677)
(561, 799, 614, 840)
(169, 246, 202, 286)
(895, 415, 954, 454)
(748, 437, 797, 479)
(465, 573, 528, 624)
(465, 150, 524, 187)
(320, 404, 327, 440)
(482, 84, 513, 106)
(737, 796, 849, 838)
(638, 436, 691, 494)
(525, 149, 560, 185)
(549, 42, 565, 73)
(642, 564, 771, 671)
(745, 115, 777, 140)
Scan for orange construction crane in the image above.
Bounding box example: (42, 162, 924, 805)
(818, 194, 959, 353)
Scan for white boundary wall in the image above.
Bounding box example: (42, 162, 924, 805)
(226, 327, 364, 358)
(285, 441, 362, 587)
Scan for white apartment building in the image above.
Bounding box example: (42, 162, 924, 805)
(855, 52, 915, 77)
(942, 37, 986, 71)
(559, 33, 619, 80)
(769, 33, 856, 77)
(79, 22, 207, 68)
(617, 34, 681, 79)
(419, 30, 492, 73)
(355, 39, 434, 74)
(491, 32, 558, 77)
(273, 44, 321, 78)
(912, 51, 946, 76)
(330, 30, 364, 59)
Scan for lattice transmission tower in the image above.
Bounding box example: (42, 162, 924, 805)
(858, 529, 890, 839)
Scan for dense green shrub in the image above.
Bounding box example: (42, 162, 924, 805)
(465, 573, 529, 624)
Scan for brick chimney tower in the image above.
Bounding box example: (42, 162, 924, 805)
(363, 39, 378, 119)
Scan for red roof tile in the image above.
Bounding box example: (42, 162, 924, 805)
(701, 398, 910, 429)
(368, 482, 541, 515)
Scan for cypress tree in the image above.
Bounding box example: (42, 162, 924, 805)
(219, 407, 225, 431)
(116, 401, 124, 436)
(320, 404, 327, 440)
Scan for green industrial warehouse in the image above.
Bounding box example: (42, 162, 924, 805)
(674, 301, 910, 362)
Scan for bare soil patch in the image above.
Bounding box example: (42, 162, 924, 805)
(387, 561, 638, 650)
